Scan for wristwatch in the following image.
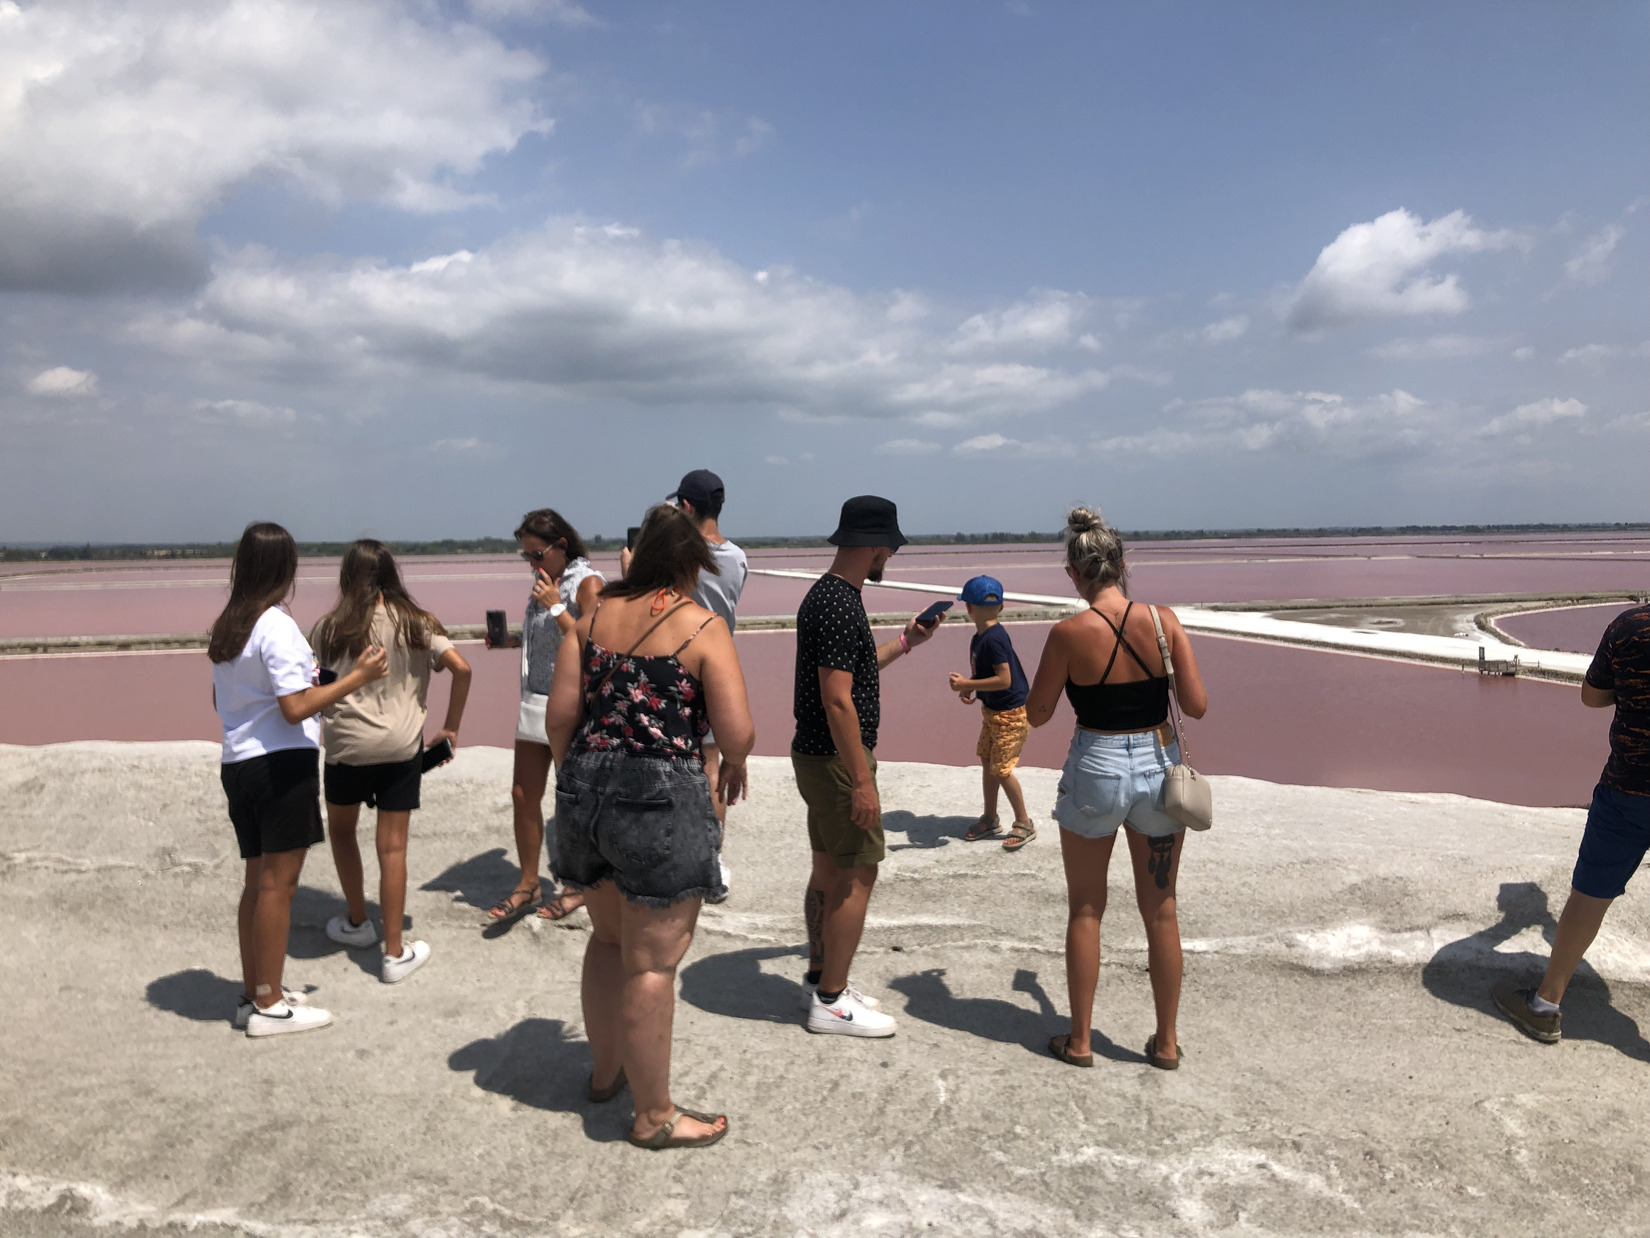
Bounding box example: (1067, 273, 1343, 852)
(547, 602, 567, 618)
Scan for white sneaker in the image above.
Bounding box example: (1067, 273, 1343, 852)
(325, 914, 378, 948)
(380, 940, 431, 984)
(807, 989, 896, 1038)
(799, 978, 881, 1012)
(233, 987, 309, 1030)
(245, 1000, 333, 1038)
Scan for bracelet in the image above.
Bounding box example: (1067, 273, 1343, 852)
(898, 630, 911, 655)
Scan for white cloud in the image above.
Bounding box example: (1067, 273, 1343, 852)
(429, 436, 484, 452)
(876, 438, 940, 455)
(1511, 346, 1536, 361)
(1563, 223, 1625, 287)
(948, 292, 1087, 354)
(1479, 397, 1587, 436)
(1559, 344, 1615, 366)
(1200, 315, 1249, 343)
(133, 223, 1120, 423)
(636, 104, 774, 167)
(1107, 388, 1441, 461)
(1368, 334, 1500, 360)
(763, 455, 789, 466)
(25, 365, 98, 396)
(191, 397, 295, 424)
(0, 0, 549, 291)
(468, 0, 598, 26)
(1285, 209, 1521, 331)
(954, 433, 1013, 454)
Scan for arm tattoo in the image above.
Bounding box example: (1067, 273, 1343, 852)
(805, 885, 826, 970)
(1146, 836, 1176, 890)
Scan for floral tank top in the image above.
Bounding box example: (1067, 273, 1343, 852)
(571, 603, 717, 761)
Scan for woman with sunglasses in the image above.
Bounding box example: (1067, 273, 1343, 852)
(488, 508, 604, 923)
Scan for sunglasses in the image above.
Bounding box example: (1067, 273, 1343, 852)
(519, 539, 567, 564)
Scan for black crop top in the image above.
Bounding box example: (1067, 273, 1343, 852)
(1064, 602, 1171, 731)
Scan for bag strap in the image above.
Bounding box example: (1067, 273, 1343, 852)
(584, 598, 694, 709)
(1148, 605, 1190, 764)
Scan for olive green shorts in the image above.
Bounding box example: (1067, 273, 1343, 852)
(792, 747, 884, 869)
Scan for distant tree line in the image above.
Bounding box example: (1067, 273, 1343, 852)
(5, 522, 1649, 562)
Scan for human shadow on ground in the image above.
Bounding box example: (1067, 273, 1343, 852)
(449, 1018, 623, 1141)
(422, 846, 519, 911)
(888, 966, 1143, 1063)
(286, 886, 402, 978)
(679, 944, 809, 1024)
(145, 968, 242, 1024)
(1422, 880, 1650, 1062)
(883, 810, 977, 852)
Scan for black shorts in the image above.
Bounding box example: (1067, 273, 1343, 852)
(222, 748, 325, 860)
(324, 751, 422, 812)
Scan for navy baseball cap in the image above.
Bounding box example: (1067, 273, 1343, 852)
(667, 469, 724, 510)
(958, 575, 1004, 605)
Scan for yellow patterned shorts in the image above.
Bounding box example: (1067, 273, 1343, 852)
(976, 705, 1030, 778)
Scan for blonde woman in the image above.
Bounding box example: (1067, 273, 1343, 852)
(1025, 507, 1208, 1070)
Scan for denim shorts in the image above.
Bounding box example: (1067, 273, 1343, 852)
(1573, 782, 1650, 899)
(550, 750, 724, 907)
(1052, 728, 1184, 840)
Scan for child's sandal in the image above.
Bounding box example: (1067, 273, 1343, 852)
(1002, 820, 1037, 851)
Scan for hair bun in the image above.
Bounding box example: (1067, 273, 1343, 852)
(1065, 505, 1105, 535)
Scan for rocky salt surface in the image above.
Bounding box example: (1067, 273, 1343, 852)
(2, 743, 1649, 1237)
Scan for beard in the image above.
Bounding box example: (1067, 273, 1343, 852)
(867, 564, 884, 583)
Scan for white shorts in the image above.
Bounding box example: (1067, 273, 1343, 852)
(516, 693, 549, 746)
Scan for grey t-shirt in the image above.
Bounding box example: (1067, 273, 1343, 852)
(522, 557, 604, 698)
(692, 538, 747, 633)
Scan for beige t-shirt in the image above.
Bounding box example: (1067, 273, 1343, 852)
(322, 604, 455, 766)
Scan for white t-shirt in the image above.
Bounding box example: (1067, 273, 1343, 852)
(213, 607, 321, 763)
(692, 538, 748, 633)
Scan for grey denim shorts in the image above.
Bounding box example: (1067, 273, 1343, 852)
(550, 750, 724, 907)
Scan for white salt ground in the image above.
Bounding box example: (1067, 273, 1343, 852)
(2, 742, 1649, 1237)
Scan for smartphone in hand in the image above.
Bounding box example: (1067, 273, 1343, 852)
(485, 609, 507, 647)
(421, 737, 454, 772)
(626, 526, 642, 551)
(915, 600, 953, 629)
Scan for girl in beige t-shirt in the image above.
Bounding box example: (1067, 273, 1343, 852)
(311, 540, 472, 984)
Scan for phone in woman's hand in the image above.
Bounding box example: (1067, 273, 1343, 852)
(915, 600, 953, 629)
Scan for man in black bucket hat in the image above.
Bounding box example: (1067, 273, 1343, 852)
(793, 495, 935, 1037)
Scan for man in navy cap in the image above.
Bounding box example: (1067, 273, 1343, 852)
(792, 495, 936, 1037)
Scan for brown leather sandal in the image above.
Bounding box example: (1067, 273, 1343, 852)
(1048, 1032, 1094, 1067)
(1144, 1034, 1183, 1070)
(1002, 820, 1037, 851)
(964, 814, 1003, 841)
(627, 1106, 728, 1150)
(487, 883, 539, 920)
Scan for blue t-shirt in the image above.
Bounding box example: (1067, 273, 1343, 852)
(971, 623, 1028, 711)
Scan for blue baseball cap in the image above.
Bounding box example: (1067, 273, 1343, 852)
(958, 575, 1004, 605)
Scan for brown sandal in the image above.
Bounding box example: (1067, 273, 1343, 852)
(1002, 820, 1037, 851)
(488, 883, 539, 920)
(538, 889, 585, 921)
(1048, 1032, 1093, 1067)
(588, 1067, 627, 1103)
(964, 814, 1003, 842)
(627, 1105, 728, 1150)
(1144, 1035, 1182, 1070)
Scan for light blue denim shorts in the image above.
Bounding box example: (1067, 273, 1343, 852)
(1052, 728, 1184, 839)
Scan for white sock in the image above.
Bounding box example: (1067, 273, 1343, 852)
(1528, 991, 1559, 1015)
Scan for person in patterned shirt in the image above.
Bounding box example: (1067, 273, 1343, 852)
(793, 495, 937, 1037)
(1494, 602, 1650, 1044)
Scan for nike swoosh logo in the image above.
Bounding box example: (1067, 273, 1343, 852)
(254, 1008, 293, 1020)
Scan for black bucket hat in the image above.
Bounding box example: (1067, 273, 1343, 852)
(827, 495, 907, 548)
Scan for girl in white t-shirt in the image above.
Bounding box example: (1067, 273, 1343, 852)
(484, 507, 604, 924)
(311, 539, 472, 985)
(209, 522, 387, 1038)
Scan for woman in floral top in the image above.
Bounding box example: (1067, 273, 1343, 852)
(545, 504, 753, 1151)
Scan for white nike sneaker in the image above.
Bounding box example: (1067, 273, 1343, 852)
(799, 978, 882, 1012)
(233, 987, 309, 1030)
(325, 914, 379, 948)
(380, 940, 432, 984)
(245, 1000, 334, 1038)
(807, 989, 896, 1038)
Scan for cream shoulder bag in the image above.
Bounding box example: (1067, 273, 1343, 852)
(1148, 605, 1212, 831)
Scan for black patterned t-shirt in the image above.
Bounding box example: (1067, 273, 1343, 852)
(1586, 603, 1650, 796)
(793, 573, 879, 756)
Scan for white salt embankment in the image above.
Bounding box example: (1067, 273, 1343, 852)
(3, 743, 1649, 1237)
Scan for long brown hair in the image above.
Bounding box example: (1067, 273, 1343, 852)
(514, 508, 589, 562)
(310, 539, 444, 664)
(602, 504, 718, 600)
(208, 522, 299, 663)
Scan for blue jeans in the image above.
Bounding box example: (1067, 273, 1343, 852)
(1052, 728, 1183, 840)
(1573, 783, 1650, 899)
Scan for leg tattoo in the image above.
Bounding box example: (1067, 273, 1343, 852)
(1147, 836, 1175, 890)
(805, 885, 826, 969)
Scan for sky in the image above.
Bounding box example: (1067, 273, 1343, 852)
(2, 0, 1647, 542)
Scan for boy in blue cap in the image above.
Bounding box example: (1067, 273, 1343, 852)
(947, 575, 1035, 850)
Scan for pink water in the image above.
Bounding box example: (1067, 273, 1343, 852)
(1498, 604, 1639, 656)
